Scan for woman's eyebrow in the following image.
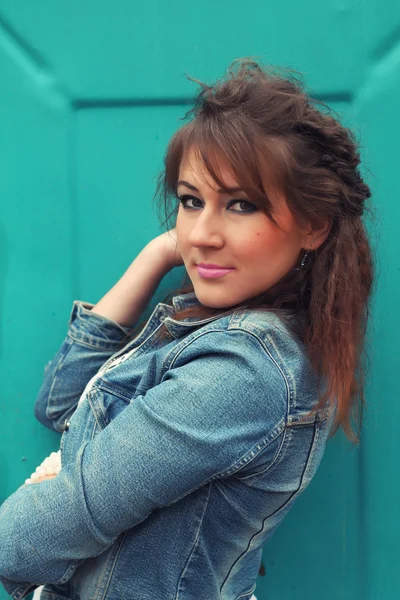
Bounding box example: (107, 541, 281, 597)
(177, 179, 244, 194)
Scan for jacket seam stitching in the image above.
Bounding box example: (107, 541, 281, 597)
(235, 583, 257, 599)
(226, 326, 292, 426)
(46, 338, 74, 423)
(72, 300, 135, 335)
(221, 422, 317, 592)
(165, 327, 285, 386)
(220, 430, 291, 591)
(163, 419, 286, 507)
(264, 332, 297, 410)
(67, 333, 125, 350)
(98, 530, 129, 600)
(228, 308, 292, 337)
(235, 426, 286, 481)
(300, 421, 321, 490)
(161, 326, 227, 372)
(175, 484, 212, 600)
(95, 382, 132, 402)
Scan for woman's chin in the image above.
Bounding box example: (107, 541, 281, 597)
(192, 287, 235, 310)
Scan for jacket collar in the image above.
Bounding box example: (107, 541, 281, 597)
(163, 291, 298, 339)
(171, 291, 200, 311)
(163, 291, 234, 339)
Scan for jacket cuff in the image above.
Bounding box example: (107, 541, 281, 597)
(67, 301, 136, 350)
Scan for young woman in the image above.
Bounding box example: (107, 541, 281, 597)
(0, 59, 373, 600)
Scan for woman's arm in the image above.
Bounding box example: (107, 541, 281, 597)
(0, 328, 287, 588)
(90, 229, 182, 325)
(34, 231, 181, 433)
(0, 234, 182, 597)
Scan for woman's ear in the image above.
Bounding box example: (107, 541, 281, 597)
(304, 219, 332, 251)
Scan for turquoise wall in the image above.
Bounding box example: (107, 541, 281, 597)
(0, 2, 398, 599)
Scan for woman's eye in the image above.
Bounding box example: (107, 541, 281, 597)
(179, 195, 203, 209)
(178, 195, 257, 213)
(228, 199, 257, 213)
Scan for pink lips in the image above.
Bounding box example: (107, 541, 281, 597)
(196, 264, 234, 279)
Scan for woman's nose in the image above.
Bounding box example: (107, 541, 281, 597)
(187, 212, 224, 248)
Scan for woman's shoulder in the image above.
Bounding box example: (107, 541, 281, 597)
(161, 306, 323, 423)
(166, 307, 313, 390)
(187, 307, 307, 365)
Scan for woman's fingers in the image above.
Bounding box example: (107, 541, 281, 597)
(25, 473, 58, 485)
(25, 450, 61, 484)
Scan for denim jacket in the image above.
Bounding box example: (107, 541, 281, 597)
(0, 291, 335, 600)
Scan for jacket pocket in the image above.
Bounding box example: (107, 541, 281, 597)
(88, 385, 130, 431)
(60, 396, 100, 467)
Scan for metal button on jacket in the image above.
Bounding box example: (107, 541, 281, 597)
(63, 419, 71, 431)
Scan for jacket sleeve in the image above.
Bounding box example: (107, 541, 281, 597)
(34, 300, 135, 433)
(0, 328, 287, 587)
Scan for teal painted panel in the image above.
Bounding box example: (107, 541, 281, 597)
(362, 0, 400, 60)
(259, 433, 365, 599)
(1, 1, 368, 98)
(354, 46, 400, 599)
(0, 31, 73, 508)
(74, 105, 185, 302)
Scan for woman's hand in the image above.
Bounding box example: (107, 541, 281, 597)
(90, 228, 184, 327)
(148, 229, 184, 271)
(26, 473, 57, 484)
(24, 451, 61, 485)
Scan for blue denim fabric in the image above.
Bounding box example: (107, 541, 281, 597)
(0, 292, 335, 600)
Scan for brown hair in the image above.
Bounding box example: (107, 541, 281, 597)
(151, 58, 374, 443)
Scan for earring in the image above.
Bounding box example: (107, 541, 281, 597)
(294, 250, 310, 272)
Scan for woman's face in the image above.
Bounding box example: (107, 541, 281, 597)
(175, 147, 310, 309)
